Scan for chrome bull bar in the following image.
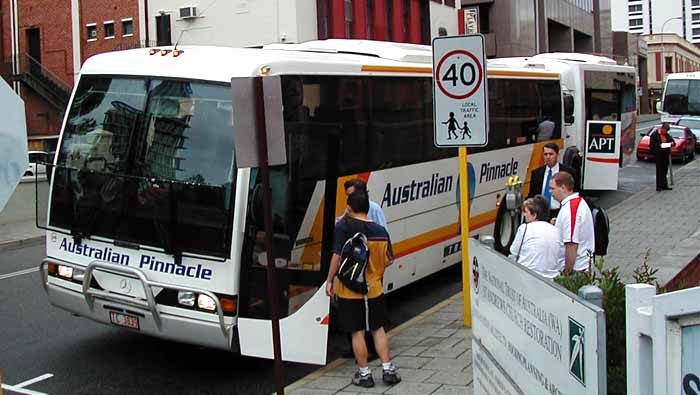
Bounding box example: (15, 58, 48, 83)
(40, 258, 232, 337)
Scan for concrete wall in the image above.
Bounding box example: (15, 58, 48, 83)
(147, 0, 317, 47)
(430, 1, 459, 39)
(490, 0, 536, 57)
(0, 179, 48, 226)
(544, 0, 594, 38)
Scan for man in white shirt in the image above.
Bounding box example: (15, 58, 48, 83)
(549, 172, 595, 275)
(509, 196, 561, 278)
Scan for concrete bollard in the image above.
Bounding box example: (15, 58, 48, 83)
(578, 285, 604, 308)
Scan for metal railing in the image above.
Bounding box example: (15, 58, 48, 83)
(112, 40, 158, 52)
(18, 53, 72, 93)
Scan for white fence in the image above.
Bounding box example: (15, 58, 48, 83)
(626, 284, 700, 395)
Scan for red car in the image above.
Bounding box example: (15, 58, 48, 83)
(636, 125, 697, 163)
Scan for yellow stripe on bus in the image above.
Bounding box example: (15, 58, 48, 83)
(361, 65, 560, 79)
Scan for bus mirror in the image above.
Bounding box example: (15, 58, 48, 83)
(564, 94, 575, 124)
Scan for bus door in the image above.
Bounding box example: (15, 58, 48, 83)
(237, 76, 339, 364)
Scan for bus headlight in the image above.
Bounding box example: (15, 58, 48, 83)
(197, 294, 217, 311)
(58, 265, 74, 279)
(177, 291, 196, 307)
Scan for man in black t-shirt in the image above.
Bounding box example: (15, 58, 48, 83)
(325, 190, 401, 388)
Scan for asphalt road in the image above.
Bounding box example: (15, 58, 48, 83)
(0, 243, 463, 395)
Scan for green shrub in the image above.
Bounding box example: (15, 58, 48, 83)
(554, 250, 689, 394)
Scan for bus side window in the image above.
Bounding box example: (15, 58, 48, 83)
(367, 77, 425, 170)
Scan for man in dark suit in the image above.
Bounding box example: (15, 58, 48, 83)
(527, 143, 579, 219)
(650, 122, 675, 191)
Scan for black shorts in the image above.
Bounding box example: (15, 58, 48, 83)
(336, 294, 388, 333)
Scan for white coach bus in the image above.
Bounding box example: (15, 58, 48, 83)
(657, 71, 700, 123)
(39, 40, 633, 364)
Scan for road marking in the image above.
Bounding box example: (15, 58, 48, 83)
(14, 374, 53, 389)
(2, 373, 53, 395)
(0, 268, 39, 281)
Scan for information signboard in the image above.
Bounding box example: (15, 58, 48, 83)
(470, 239, 606, 395)
(432, 34, 488, 147)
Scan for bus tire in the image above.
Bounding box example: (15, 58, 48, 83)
(493, 196, 516, 254)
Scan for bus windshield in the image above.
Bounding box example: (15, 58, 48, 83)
(663, 79, 700, 115)
(49, 76, 235, 258)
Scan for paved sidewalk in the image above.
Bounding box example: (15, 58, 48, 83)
(606, 157, 700, 285)
(0, 219, 45, 252)
(282, 294, 473, 395)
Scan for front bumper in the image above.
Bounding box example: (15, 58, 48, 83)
(40, 259, 237, 351)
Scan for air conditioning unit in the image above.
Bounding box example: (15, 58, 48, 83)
(179, 6, 197, 19)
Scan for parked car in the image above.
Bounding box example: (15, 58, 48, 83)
(24, 151, 49, 177)
(636, 125, 697, 163)
(676, 117, 700, 152)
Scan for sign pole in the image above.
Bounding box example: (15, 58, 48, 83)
(253, 76, 285, 395)
(459, 146, 472, 328)
(432, 34, 487, 329)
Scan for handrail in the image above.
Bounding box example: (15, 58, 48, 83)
(21, 53, 72, 92)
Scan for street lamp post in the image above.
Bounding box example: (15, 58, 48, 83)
(660, 16, 683, 84)
(661, 16, 682, 187)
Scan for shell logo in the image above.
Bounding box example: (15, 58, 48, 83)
(602, 125, 614, 135)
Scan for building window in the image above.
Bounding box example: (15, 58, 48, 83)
(104, 21, 115, 39)
(366, 0, 373, 39)
(630, 18, 643, 27)
(693, 27, 700, 37)
(345, 0, 353, 38)
(666, 57, 674, 73)
(122, 19, 134, 36)
(693, 0, 700, 7)
(628, 4, 642, 13)
(86, 24, 97, 41)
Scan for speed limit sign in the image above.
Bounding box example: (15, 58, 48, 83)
(432, 34, 488, 147)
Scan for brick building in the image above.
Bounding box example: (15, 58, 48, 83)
(1, 0, 144, 152)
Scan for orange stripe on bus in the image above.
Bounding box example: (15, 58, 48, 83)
(393, 209, 498, 259)
(361, 65, 432, 73)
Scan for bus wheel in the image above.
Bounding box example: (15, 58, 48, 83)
(493, 197, 516, 254)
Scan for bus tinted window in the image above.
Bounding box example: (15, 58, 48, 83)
(487, 78, 562, 150)
(51, 76, 235, 258)
(664, 79, 700, 115)
(281, 76, 560, 170)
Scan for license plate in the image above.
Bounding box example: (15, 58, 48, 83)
(109, 311, 140, 330)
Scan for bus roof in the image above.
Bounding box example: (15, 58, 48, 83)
(488, 52, 636, 73)
(78, 39, 561, 82)
(667, 71, 700, 80)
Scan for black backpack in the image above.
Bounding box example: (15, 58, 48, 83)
(589, 204, 610, 256)
(337, 232, 370, 294)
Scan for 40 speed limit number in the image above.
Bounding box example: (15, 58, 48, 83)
(432, 34, 488, 147)
(435, 50, 483, 100)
